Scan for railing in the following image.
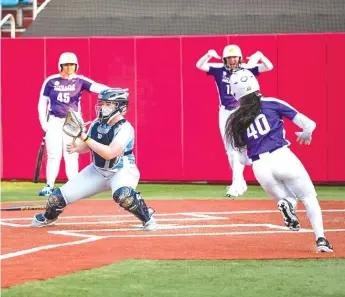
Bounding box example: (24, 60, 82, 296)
(0, 14, 16, 38)
(0, 0, 51, 37)
(33, 0, 50, 20)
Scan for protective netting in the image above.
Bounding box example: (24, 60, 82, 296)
(24, 0, 345, 37)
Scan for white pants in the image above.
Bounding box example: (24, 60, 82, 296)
(60, 163, 140, 204)
(218, 106, 245, 182)
(45, 115, 79, 187)
(252, 146, 327, 240)
(252, 146, 317, 201)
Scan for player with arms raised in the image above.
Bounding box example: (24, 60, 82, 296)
(196, 44, 274, 197)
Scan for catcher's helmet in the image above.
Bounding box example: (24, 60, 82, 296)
(96, 88, 129, 124)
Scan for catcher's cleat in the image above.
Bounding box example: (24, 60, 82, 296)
(277, 199, 300, 231)
(226, 180, 248, 197)
(316, 237, 334, 253)
(39, 184, 53, 197)
(31, 213, 57, 228)
(143, 208, 157, 231)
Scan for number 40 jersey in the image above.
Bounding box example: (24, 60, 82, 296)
(244, 97, 298, 158)
(41, 74, 96, 118)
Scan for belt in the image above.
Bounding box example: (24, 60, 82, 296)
(250, 146, 282, 162)
(50, 114, 66, 119)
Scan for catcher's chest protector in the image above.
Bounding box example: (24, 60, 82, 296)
(90, 119, 127, 168)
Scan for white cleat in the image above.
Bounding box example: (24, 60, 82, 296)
(31, 213, 57, 227)
(143, 217, 157, 231)
(226, 180, 248, 197)
(143, 208, 157, 231)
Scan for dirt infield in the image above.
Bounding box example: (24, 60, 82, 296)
(1, 200, 344, 288)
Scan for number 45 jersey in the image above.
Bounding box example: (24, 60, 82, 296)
(42, 74, 94, 118)
(244, 97, 298, 158)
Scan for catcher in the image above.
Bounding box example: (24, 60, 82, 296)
(31, 88, 157, 231)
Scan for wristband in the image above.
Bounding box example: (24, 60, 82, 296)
(83, 136, 91, 143)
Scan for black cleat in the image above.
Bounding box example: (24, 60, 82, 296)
(316, 237, 334, 253)
(277, 199, 300, 231)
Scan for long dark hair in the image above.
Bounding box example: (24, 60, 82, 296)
(225, 92, 262, 151)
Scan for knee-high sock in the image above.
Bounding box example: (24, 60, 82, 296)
(63, 149, 79, 181)
(227, 150, 245, 182)
(46, 157, 61, 188)
(301, 194, 325, 240)
(63, 134, 79, 181)
(45, 121, 63, 188)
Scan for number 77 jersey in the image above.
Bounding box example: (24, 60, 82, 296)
(244, 97, 298, 158)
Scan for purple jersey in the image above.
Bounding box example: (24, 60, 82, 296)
(244, 97, 298, 158)
(207, 66, 260, 110)
(42, 74, 93, 118)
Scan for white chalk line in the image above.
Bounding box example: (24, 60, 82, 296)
(0, 234, 105, 260)
(49, 228, 345, 239)
(1, 208, 344, 222)
(50, 223, 284, 233)
(1, 210, 344, 260)
(0, 217, 229, 227)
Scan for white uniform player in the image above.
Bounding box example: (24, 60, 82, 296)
(38, 52, 110, 196)
(31, 88, 157, 231)
(196, 45, 273, 197)
(224, 69, 333, 252)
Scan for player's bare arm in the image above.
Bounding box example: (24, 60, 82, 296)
(79, 132, 125, 160)
(245, 51, 274, 72)
(66, 141, 90, 154)
(196, 49, 222, 72)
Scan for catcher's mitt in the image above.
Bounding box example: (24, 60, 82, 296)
(63, 108, 85, 138)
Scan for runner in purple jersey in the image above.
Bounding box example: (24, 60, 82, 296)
(37, 52, 111, 197)
(196, 44, 273, 197)
(224, 69, 333, 253)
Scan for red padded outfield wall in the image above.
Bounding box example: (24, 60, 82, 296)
(1, 34, 344, 183)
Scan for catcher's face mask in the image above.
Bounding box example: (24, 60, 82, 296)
(95, 101, 120, 124)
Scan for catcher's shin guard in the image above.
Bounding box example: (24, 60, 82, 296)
(44, 187, 67, 220)
(113, 187, 152, 224)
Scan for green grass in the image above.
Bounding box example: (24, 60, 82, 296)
(3, 259, 345, 297)
(1, 181, 344, 202)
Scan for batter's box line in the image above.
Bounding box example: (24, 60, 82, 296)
(0, 234, 105, 260)
(193, 209, 345, 215)
(0, 216, 229, 228)
(177, 212, 228, 219)
(0, 213, 229, 222)
(49, 223, 308, 234)
(2, 209, 344, 222)
(48, 228, 345, 239)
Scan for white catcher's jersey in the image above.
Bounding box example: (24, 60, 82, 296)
(87, 119, 135, 171)
(60, 118, 139, 204)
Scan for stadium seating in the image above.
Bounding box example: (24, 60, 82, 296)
(1, 0, 18, 6)
(1, 0, 42, 37)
